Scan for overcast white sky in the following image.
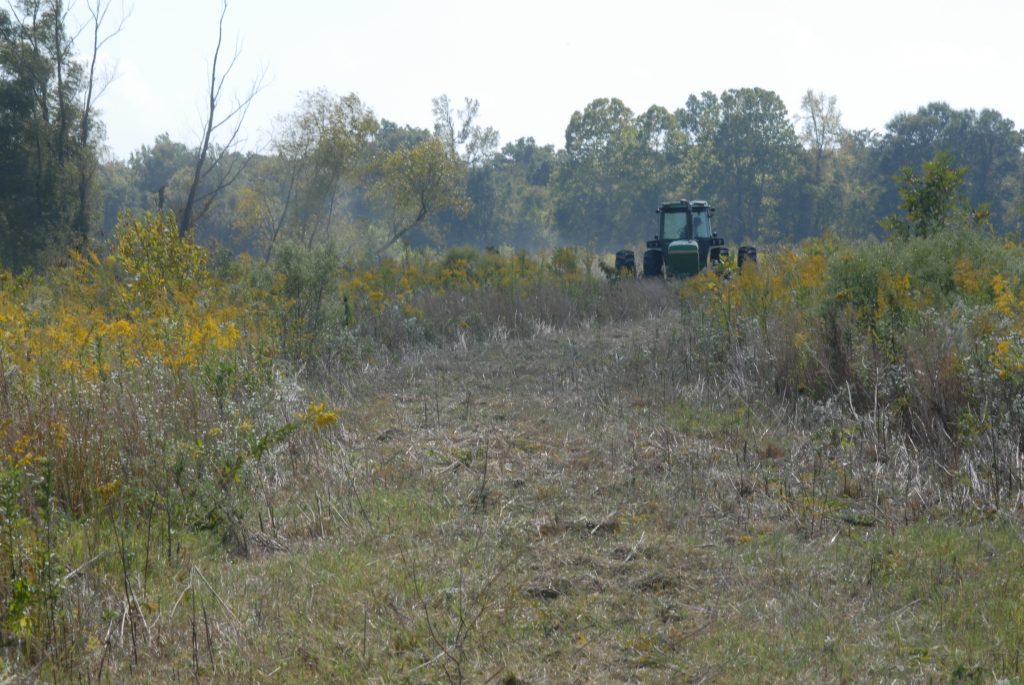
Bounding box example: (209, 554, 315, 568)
(80, 0, 1024, 160)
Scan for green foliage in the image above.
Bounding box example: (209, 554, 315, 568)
(5, 214, 1024, 679)
(128, 133, 193, 207)
(444, 137, 558, 249)
(704, 88, 803, 238)
(682, 223, 1024, 443)
(555, 98, 651, 247)
(270, 240, 340, 353)
(880, 152, 972, 239)
(69, 87, 1024, 260)
(431, 94, 499, 165)
(113, 211, 210, 308)
(9, 13, 1024, 681)
(267, 91, 378, 250)
(549, 246, 580, 276)
(367, 136, 470, 255)
(877, 104, 1023, 233)
(0, 1, 97, 271)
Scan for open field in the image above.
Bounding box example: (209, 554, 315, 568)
(271, 309, 1024, 683)
(5, 10, 1024, 679)
(9, 300, 1022, 683)
(3, 222, 1024, 682)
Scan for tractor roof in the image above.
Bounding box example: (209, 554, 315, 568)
(657, 199, 713, 212)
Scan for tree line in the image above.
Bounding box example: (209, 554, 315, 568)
(3, 0, 1024, 272)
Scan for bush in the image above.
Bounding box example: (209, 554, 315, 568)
(0, 214, 345, 663)
(679, 224, 1024, 446)
(271, 241, 343, 355)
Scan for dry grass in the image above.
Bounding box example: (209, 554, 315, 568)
(6, 273, 1024, 683)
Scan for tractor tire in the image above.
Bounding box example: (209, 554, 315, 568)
(614, 249, 636, 276)
(738, 245, 757, 268)
(643, 249, 663, 278)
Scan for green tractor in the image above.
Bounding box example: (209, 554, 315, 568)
(623, 199, 756, 278)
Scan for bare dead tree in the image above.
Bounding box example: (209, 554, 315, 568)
(74, 0, 129, 243)
(179, 0, 265, 236)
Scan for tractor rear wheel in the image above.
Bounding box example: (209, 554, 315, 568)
(643, 249, 663, 278)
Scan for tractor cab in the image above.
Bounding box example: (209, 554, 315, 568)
(644, 200, 728, 278)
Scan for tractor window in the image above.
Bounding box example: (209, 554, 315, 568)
(662, 211, 688, 240)
(692, 211, 712, 239)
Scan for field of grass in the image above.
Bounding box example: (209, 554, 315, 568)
(3, 214, 1024, 682)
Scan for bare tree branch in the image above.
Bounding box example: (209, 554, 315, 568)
(179, 0, 264, 235)
(74, 0, 129, 242)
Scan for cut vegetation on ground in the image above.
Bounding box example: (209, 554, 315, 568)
(2, 214, 1024, 682)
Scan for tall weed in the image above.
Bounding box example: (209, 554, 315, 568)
(679, 226, 1024, 457)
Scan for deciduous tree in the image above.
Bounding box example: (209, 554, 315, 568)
(554, 97, 643, 247)
(236, 91, 377, 258)
(367, 136, 469, 256)
(0, 0, 117, 269)
(432, 94, 498, 166)
(880, 151, 970, 239)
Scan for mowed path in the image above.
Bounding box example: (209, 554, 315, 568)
(180, 316, 1017, 683)
(296, 318, 825, 682)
